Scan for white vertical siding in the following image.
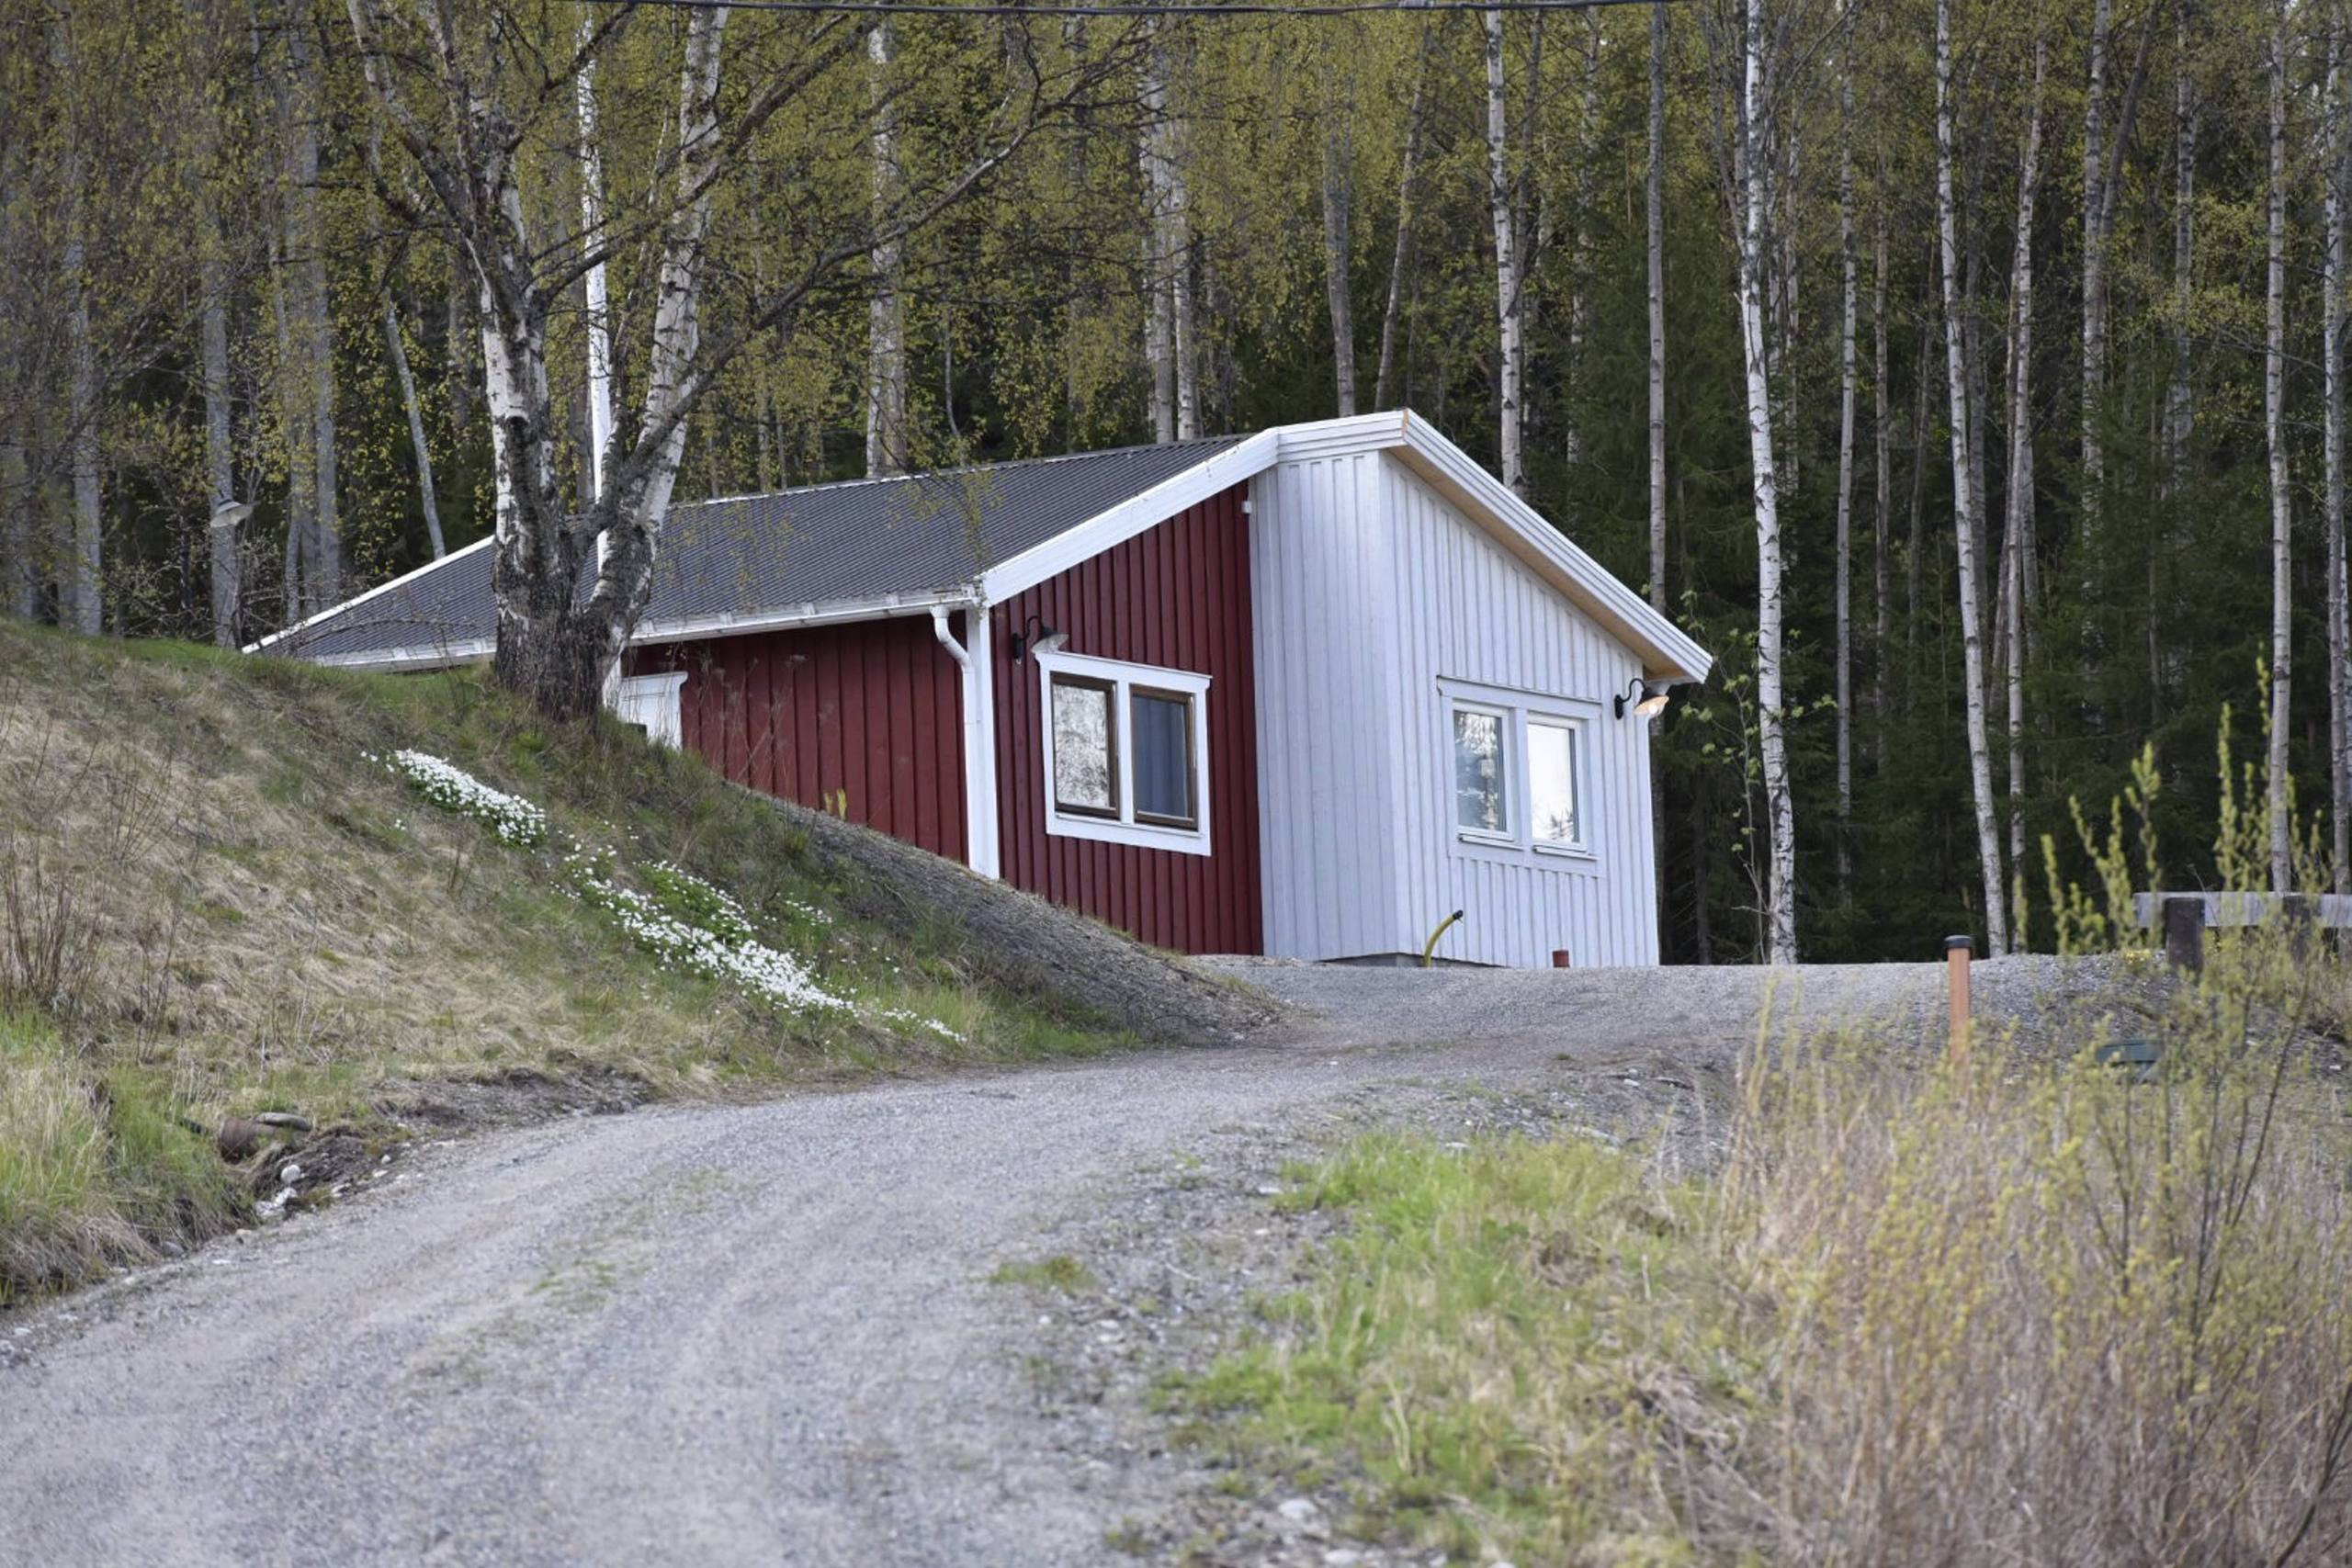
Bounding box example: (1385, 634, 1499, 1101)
(1250, 452, 1660, 967)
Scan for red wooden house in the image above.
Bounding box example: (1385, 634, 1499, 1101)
(263, 412, 1711, 966)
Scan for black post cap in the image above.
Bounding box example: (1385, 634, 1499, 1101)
(1943, 934, 1973, 953)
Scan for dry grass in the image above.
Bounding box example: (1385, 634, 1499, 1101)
(1181, 935, 2352, 1565)
(0, 621, 1127, 1301)
(1735, 937, 2352, 1565)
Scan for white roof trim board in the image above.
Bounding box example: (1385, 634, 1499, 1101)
(254, 412, 1711, 684)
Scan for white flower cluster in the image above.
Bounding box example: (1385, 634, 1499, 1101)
(571, 870, 850, 1013)
(878, 1007, 965, 1043)
(388, 750, 547, 846)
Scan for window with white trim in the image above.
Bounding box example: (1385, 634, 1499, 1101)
(1442, 680, 1594, 859)
(1038, 649, 1212, 855)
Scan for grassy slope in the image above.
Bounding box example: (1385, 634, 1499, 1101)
(0, 622, 1147, 1300)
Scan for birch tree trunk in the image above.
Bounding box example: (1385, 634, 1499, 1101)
(53, 17, 101, 635)
(1871, 220, 1891, 764)
(267, 225, 311, 622)
(578, 17, 616, 503)
(2001, 29, 2047, 891)
(1319, 71, 1356, 419)
(2266, 6, 2293, 895)
(383, 289, 446, 558)
(203, 262, 242, 643)
(196, 28, 243, 648)
(286, 11, 339, 609)
(1484, 7, 1526, 497)
(1738, 0, 1797, 964)
(1936, 0, 2009, 954)
(2325, 18, 2350, 892)
(1647, 0, 1669, 942)
(1834, 32, 1857, 902)
(1141, 26, 1175, 443)
(866, 18, 909, 476)
(1647, 0, 1668, 614)
(1373, 22, 1432, 413)
(2080, 0, 2111, 562)
(2164, 1, 2197, 716)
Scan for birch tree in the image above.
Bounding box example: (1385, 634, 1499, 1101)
(1833, 15, 1856, 901)
(1372, 21, 1432, 413)
(1319, 43, 1357, 419)
(1485, 7, 1526, 497)
(2266, 2, 2292, 895)
(2079, 0, 2111, 558)
(2324, 15, 2349, 892)
(1736, 0, 1796, 964)
(867, 19, 909, 477)
(2000, 26, 2047, 884)
(53, 16, 101, 635)
(343, 0, 1110, 718)
(1937, 0, 2008, 953)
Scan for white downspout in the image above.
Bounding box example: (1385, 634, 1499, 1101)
(932, 603, 1001, 877)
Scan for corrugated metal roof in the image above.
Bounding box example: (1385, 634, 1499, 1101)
(266, 434, 1247, 663)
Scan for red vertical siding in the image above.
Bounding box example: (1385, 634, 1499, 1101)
(628, 615, 966, 863)
(993, 484, 1262, 955)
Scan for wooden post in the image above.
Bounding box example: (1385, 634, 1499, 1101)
(2162, 894, 2205, 972)
(2278, 892, 2315, 963)
(1944, 934, 1973, 1072)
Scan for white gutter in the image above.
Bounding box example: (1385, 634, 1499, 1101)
(930, 604, 1001, 879)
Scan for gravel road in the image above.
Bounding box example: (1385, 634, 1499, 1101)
(0, 958, 2096, 1567)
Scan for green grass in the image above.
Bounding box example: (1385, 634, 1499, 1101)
(1166, 1134, 1756, 1564)
(989, 1254, 1098, 1293)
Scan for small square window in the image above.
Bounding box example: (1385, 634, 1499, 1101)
(1453, 706, 1509, 836)
(1050, 673, 1118, 818)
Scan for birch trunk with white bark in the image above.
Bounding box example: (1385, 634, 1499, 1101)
(383, 289, 445, 558)
(286, 10, 339, 610)
(1647, 0, 1668, 942)
(2267, 8, 2293, 895)
(866, 19, 909, 477)
(1485, 8, 1526, 497)
(2325, 20, 2350, 892)
(1834, 32, 1857, 901)
(1738, 0, 1796, 964)
(578, 19, 616, 503)
(2001, 30, 2047, 892)
(1320, 87, 1356, 419)
(2080, 0, 2111, 563)
(1936, 0, 2009, 954)
(1373, 22, 1432, 413)
(53, 17, 101, 635)
(1871, 220, 1891, 764)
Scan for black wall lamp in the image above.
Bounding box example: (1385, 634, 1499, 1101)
(1615, 676, 1673, 720)
(1009, 614, 1061, 662)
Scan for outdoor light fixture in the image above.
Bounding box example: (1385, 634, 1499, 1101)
(1009, 614, 1059, 662)
(1615, 676, 1673, 720)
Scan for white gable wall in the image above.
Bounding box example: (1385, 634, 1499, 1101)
(1250, 451, 1660, 967)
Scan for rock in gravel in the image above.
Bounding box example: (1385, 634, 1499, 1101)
(1277, 1497, 1322, 1526)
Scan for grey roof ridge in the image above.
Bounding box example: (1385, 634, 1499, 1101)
(673, 432, 1246, 512)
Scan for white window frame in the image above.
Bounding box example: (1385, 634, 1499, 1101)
(1036, 648, 1213, 856)
(1439, 678, 1598, 864)
(616, 671, 688, 749)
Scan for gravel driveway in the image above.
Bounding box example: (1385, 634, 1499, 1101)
(0, 957, 2089, 1567)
